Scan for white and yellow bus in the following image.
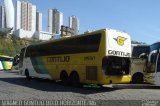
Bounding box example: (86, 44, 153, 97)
(19, 29, 131, 85)
(0, 55, 13, 71)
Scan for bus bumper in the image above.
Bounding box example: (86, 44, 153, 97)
(103, 75, 132, 84)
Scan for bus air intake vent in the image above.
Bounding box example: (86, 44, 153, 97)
(86, 66, 97, 80)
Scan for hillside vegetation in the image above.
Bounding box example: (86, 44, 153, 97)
(0, 34, 40, 57)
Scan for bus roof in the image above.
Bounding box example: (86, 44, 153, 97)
(27, 29, 105, 48)
(131, 44, 149, 47)
(27, 28, 128, 48)
(0, 55, 13, 58)
(151, 42, 160, 46)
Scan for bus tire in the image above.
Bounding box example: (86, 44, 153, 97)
(60, 71, 69, 85)
(132, 73, 144, 84)
(25, 69, 31, 80)
(70, 71, 80, 87)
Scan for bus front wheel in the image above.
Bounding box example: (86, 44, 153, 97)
(132, 73, 144, 84)
(25, 69, 31, 80)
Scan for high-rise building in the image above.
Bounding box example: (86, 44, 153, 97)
(48, 9, 53, 33)
(16, 0, 36, 32)
(48, 9, 63, 34)
(4, 0, 14, 30)
(69, 15, 79, 35)
(0, 0, 14, 31)
(0, 5, 6, 28)
(36, 11, 42, 32)
(16, 0, 21, 30)
(14, 0, 51, 40)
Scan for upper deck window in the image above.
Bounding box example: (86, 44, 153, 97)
(25, 33, 102, 57)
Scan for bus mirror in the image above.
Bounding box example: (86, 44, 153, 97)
(148, 50, 158, 63)
(152, 50, 158, 54)
(139, 53, 148, 59)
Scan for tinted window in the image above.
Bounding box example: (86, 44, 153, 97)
(132, 46, 150, 58)
(0, 57, 13, 61)
(26, 34, 101, 57)
(150, 43, 160, 52)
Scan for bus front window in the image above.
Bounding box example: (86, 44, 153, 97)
(102, 56, 130, 75)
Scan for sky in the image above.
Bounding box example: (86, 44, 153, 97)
(0, 0, 160, 44)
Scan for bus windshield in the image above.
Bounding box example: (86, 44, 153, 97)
(102, 56, 130, 75)
(0, 57, 13, 61)
(132, 46, 150, 58)
(150, 42, 160, 52)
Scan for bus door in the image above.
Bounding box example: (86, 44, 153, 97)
(155, 53, 160, 86)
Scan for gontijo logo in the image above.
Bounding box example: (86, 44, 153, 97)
(114, 36, 127, 46)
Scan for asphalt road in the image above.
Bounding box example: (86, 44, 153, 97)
(0, 71, 160, 106)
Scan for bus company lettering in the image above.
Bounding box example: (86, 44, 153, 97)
(47, 56, 70, 62)
(108, 50, 131, 57)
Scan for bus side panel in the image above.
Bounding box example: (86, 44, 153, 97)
(23, 57, 52, 79)
(40, 31, 105, 84)
(41, 53, 101, 84)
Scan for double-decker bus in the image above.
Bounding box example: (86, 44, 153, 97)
(19, 29, 131, 85)
(144, 42, 160, 86)
(0, 55, 13, 71)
